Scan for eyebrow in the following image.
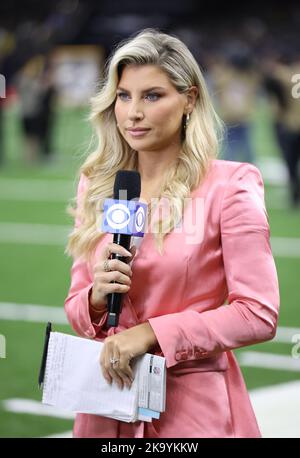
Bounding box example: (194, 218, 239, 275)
(117, 86, 166, 92)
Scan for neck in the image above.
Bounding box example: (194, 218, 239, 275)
(137, 147, 179, 183)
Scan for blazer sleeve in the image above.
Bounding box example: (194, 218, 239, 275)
(148, 163, 280, 369)
(64, 173, 108, 339)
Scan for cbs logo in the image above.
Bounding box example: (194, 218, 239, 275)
(106, 203, 146, 232)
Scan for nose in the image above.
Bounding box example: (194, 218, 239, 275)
(128, 99, 144, 121)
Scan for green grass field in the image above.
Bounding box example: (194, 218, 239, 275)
(0, 101, 299, 437)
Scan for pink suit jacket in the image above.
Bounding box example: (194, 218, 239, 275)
(64, 159, 280, 438)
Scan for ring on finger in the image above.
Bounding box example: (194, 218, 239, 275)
(104, 259, 111, 272)
(110, 357, 119, 365)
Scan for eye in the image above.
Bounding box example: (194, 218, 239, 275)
(117, 92, 130, 101)
(145, 93, 161, 101)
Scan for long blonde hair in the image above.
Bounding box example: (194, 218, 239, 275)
(65, 28, 223, 263)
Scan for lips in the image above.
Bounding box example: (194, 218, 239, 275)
(126, 128, 151, 137)
(126, 128, 150, 132)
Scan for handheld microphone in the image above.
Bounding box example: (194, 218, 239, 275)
(102, 170, 147, 327)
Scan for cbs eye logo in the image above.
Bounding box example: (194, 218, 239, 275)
(106, 203, 146, 232)
(134, 206, 146, 232)
(106, 203, 131, 230)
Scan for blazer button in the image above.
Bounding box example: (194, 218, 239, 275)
(181, 351, 188, 360)
(175, 352, 182, 361)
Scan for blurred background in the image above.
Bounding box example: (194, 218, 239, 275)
(0, 0, 299, 438)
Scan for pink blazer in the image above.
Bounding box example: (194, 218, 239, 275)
(64, 159, 280, 438)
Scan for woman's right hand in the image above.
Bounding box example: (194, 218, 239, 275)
(89, 243, 137, 311)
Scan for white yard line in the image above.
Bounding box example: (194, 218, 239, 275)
(2, 381, 300, 438)
(0, 222, 71, 245)
(0, 301, 299, 345)
(0, 302, 68, 324)
(273, 327, 300, 343)
(44, 431, 73, 438)
(0, 179, 74, 202)
(0, 159, 292, 211)
(249, 380, 300, 438)
(0, 299, 299, 438)
(238, 351, 300, 371)
(0, 222, 300, 257)
(1, 398, 74, 438)
(270, 237, 300, 258)
(1, 399, 74, 420)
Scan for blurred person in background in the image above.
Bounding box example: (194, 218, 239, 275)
(64, 29, 279, 438)
(0, 83, 4, 165)
(16, 54, 55, 165)
(263, 51, 300, 208)
(0, 27, 16, 165)
(210, 44, 260, 164)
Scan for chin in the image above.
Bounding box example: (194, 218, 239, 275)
(128, 139, 154, 149)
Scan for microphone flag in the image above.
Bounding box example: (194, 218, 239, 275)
(102, 199, 147, 236)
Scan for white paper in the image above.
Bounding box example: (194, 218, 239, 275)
(42, 331, 166, 423)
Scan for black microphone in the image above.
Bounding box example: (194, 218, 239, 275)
(106, 170, 141, 327)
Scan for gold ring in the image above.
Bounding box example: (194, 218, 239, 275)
(103, 259, 111, 272)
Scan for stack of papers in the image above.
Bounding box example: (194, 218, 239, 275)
(41, 331, 166, 423)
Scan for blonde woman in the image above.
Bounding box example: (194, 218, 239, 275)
(64, 29, 279, 438)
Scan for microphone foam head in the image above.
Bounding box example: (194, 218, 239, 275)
(113, 170, 141, 200)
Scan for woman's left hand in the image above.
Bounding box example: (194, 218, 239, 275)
(100, 322, 158, 390)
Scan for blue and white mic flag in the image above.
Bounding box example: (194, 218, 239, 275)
(102, 199, 147, 237)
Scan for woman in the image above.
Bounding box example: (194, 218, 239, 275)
(64, 29, 280, 438)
